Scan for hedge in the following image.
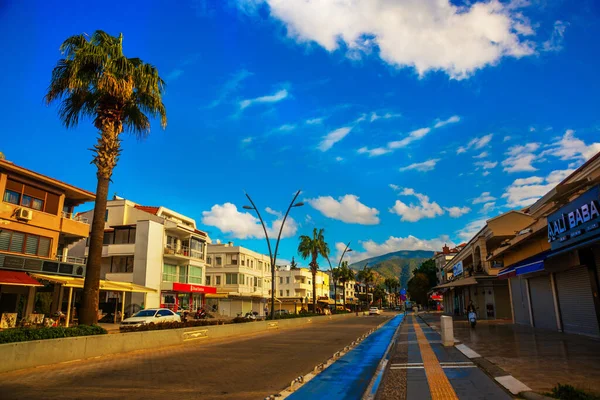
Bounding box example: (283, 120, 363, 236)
(119, 318, 254, 333)
(0, 325, 107, 344)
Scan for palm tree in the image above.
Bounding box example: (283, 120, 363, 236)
(357, 264, 375, 306)
(45, 31, 167, 325)
(331, 266, 343, 311)
(338, 261, 354, 308)
(298, 228, 329, 313)
(290, 257, 298, 269)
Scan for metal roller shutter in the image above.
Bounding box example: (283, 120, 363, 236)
(556, 267, 600, 337)
(510, 277, 531, 325)
(528, 275, 557, 331)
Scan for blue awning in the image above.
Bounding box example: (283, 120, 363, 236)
(500, 250, 552, 278)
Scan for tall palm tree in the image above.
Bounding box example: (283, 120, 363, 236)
(45, 31, 167, 325)
(331, 266, 343, 310)
(298, 228, 329, 313)
(338, 261, 354, 308)
(357, 264, 375, 306)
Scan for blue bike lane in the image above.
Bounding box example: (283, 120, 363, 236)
(288, 314, 404, 400)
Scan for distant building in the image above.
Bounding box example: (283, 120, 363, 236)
(205, 242, 271, 317)
(434, 244, 465, 285)
(275, 266, 330, 312)
(324, 270, 357, 307)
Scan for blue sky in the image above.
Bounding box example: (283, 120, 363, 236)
(1, 0, 600, 267)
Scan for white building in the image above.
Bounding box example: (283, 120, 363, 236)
(70, 197, 214, 314)
(205, 242, 271, 317)
(275, 266, 331, 312)
(325, 270, 357, 306)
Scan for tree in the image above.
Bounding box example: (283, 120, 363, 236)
(290, 257, 298, 269)
(45, 31, 167, 325)
(338, 261, 355, 307)
(331, 266, 343, 310)
(413, 258, 437, 287)
(373, 284, 387, 306)
(407, 272, 430, 306)
(298, 228, 329, 313)
(356, 264, 375, 305)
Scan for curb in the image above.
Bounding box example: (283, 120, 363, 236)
(416, 313, 537, 398)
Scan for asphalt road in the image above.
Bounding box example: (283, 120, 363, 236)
(0, 315, 391, 400)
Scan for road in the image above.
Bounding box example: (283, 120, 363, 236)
(0, 315, 390, 400)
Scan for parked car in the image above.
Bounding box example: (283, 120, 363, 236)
(120, 308, 181, 327)
(369, 307, 382, 315)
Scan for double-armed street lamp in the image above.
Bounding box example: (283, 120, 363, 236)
(243, 190, 304, 320)
(325, 242, 352, 311)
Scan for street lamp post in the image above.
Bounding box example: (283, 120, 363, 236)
(243, 190, 303, 320)
(325, 242, 352, 312)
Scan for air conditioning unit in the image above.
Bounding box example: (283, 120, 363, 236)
(16, 208, 33, 221)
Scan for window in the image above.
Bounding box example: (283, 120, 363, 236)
(22, 195, 44, 211)
(231, 254, 238, 265)
(0, 229, 51, 257)
(103, 231, 114, 245)
(205, 275, 211, 285)
(286, 290, 290, 296)
(3, 179, 59, 214)
(190, 237, 204, 259)
(114, 227, 135, 244)
(279, 277, 283, 284)
(249, 260, 253, 268)
(111, 256, 134, 273)
(216, 257, 222, 266)
(179, 265, 188, 283)
(105, 210, 109, 222)
(163, 264, 177, 282)
(279, 290, 283, 297)
(3, 190, 20, 205)
(241, 259, 245, 266)
(207, 256, 212, 264)
(216, 275, 221, 285)
(254, 277, 258, 287)
(286, 277, 290, 284)
(189, 266, 203, 284)
(226, 273, 238, 285)
(157, 309, 173, 317)
(239, 274, 245, 285)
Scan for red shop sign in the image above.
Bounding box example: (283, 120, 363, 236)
(172, 282, 217, 294)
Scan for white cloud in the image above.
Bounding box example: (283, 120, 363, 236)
(277, 124, 296, 132)
(457, 133, 493, 155)
(475, 160, 498, 169)
(244, 0, 537, 79)
(388, 127, 432, 149)
(502, 142, 540, 172)
(541, 130, 600, 163)
(339, 235, 457, 264)
(239, 88, 289, 109)
(241, 137, 253, 144)
(318, 127, 352, 152)
(502, 169, 574, 208)
(543, 20, 567, 52)
(481, 202, 496, 213)
(370, 112, 402, 122)
(166, 69, 184, 81)
(306, 117, 324, 125)
(482, 171, 491, 177)
(357, 146, 391, 157)
(457, 218, 488, 241)
(335, 156, 344, 162)
(209, 69, 253, 108)
(503, 136, 512, 142)
(202, 203, 298, 239)
(444, 206, 471, 218)
(265, 207, 282, 217)
(473, 151, 489, 159)
(472, 192, 496, 204)
(456, 147, 467, 154)
(434, 115, 461, 128)
(389, 184, 400, 191)
(307, 194, 380, 225)
(399, 158, 440, 172)
(389, 189, 444, 222)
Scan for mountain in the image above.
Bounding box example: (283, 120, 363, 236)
(349, 250, 434, 289)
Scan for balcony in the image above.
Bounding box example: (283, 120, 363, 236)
(86, 243, 135, 257)
(291, 281, 312, 290)
(60, 212, 90, 238)
(105, 272, 134, 283)
(163, 243, 203, 260)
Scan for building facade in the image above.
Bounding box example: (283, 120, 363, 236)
(70, 197, 214, 314)
(493, 153, 600, 338)
(275, 266, 331, 312)
(0, 159, 94, 319)
(205, 242, 271, 317)
(325, 270, 357, 307)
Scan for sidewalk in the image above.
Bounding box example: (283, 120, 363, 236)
(419, 312, 600, 395)
(377, 313, 510, 399)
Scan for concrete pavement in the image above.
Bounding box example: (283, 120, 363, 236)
(0, 314, 389, 400)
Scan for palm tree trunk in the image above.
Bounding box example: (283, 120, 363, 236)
(312, 270, 317, 313)
(342, 281, 346, 309)
(333, 280, 337, 313)
(79, 175, 109, 325)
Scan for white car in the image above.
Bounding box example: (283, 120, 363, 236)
(369, 307, 382, 315)
(120, 308, 181, 327)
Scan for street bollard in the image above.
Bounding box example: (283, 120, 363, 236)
(440, 315, 454, 347)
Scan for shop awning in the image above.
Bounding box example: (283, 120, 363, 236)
(498, 251, 551, 280)
(434, 277, 478, 289)
(206, 293, 229, 299)
(0, 271, 43, 287)
(30, 274, 156, 293)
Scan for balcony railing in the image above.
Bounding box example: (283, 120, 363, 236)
(55, 255, 86, 265)
(61, 212, 89, 224)
(164, 243, 204, 260)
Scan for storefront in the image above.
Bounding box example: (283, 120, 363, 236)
(160, 282, 217, 312)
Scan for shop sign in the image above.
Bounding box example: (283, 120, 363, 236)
(453, 261, 463, 277)
(548, 185, 600, 250)
(172, 283, 217, 294)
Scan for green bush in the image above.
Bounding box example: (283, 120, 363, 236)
(0, 325, 107, 344)
(546, 384, 600, 400)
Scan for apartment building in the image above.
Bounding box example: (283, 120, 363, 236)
(70, 197, 214, 313)
(275, 266, 331, 312)
(434, 244, 465, 285)
(0, 159, 94, 318)
(205, 242, 271, 317)
(324, 270, 357, 307)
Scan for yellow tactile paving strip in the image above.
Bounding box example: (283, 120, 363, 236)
(413, 319, 459, 400)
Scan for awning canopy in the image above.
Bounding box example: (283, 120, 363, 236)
(498, 251, 550, 280)
(434, 277, 478, 289)
(30, 274, 156, 293)
(206, 293, 229, 299)
(0, 271, 43, 287)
